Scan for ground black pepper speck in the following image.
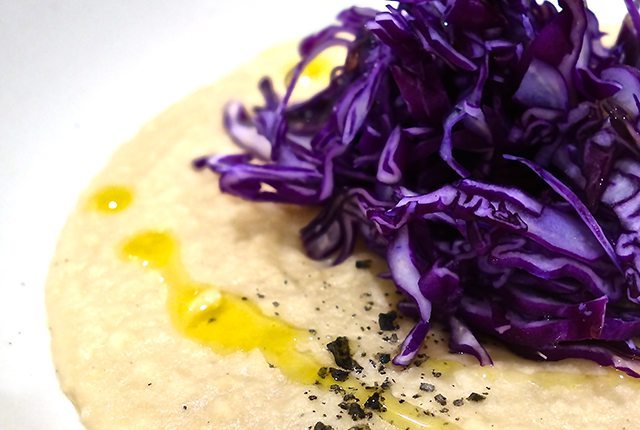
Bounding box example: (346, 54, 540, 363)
(329, 384, 345, 394)
(382, 333, 399, 343)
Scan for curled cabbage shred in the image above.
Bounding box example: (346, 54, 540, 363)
(195, 0, 640, 377)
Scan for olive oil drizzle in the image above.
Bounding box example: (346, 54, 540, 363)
(423, 350, 639, 390)
(89, 185, 133, 213)
(121, 230, 457, 430)
(323, 376, 454, 430)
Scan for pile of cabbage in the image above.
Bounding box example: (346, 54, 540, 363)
(196, 0, 640, 377)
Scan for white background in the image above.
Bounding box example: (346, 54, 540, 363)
(0, 1, 628, 429)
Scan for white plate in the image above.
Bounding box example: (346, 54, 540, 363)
(0, 1, 628, 429)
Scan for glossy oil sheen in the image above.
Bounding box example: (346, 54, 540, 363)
(121, 230, 321, 384)
(121, 230, 457, 429)
(89, 185, 133, 213)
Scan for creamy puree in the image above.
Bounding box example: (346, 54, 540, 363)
(47, 44, 639, 430)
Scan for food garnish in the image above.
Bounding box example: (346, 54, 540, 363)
(196, 0, 640, 376)
(122, 231, 459, 429)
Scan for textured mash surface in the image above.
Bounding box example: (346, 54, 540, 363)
(46, 45, 638, 430)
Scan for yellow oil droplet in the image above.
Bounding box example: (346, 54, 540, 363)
(285, 47, 346, 94)
(122, 230, 175, 269)
(120, 230, 458, 430)
(89, 185, 133, 213)
(302, 55, 334, 81)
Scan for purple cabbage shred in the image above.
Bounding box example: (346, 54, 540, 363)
(195, 0, 640, 377)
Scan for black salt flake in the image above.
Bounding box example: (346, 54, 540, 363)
(329, 367, 350, 382)
(434, 394, 447, 406)
(378, 311, 398, 331)
(419, 383, 435, 392)
(364, 392, 385, 411)
(327, 336, 362, 371)
(355, 259, 372, 269)
(467, 392, 486, 402)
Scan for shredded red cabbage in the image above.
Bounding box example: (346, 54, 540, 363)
(195, 0, 640, 377)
